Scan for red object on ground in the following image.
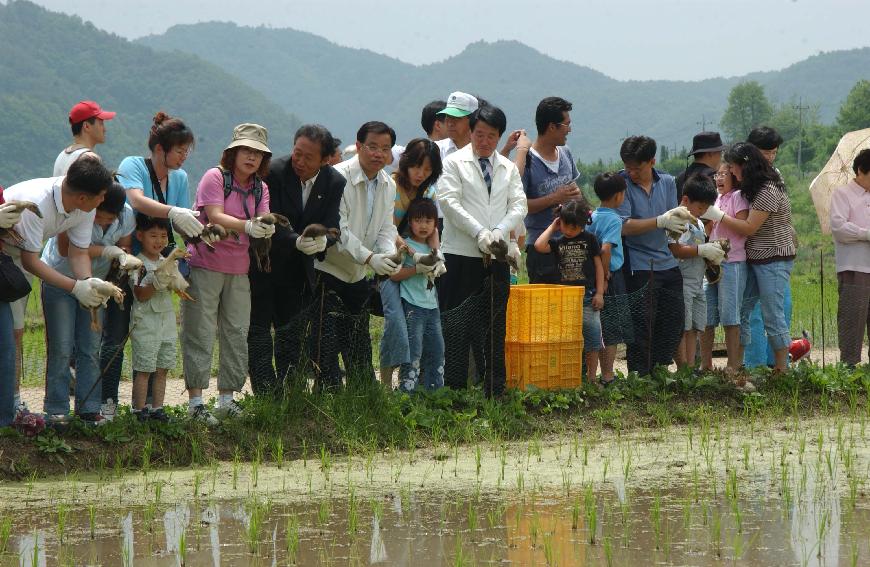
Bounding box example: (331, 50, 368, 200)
(789, 330, 812, 362)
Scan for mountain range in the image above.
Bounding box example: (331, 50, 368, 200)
(140, 22, 870, 161)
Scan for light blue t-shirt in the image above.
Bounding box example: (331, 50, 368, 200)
(41, 204, 136, 279)
(589, 207, 624, 272)
(400, 239, 438, 309)
(670, 219, 706, 285)
(117, 156, 190, 210)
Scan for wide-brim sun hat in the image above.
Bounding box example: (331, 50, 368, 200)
(225, 123, 271, 154)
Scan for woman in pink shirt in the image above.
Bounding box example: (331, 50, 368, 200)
(701, 162, 750, 373)
(181, 124, 274, 423)
(830, 148, 870, 367)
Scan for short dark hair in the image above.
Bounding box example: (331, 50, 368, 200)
(746, 126, 783, 151)
(853, 148, 870, 175)
(396, 138, 443, 196)
(135, 213, 171, 234)
(406, 197, 438, 222)
(557, 197, 593, 227)
(64, 155, 113, 196)
(421, 100, 447, 135)
(295, 124, 337, 159)
(469, 103, 507, 136)
(97, 181, 127, 215)
(71, 117, 96, 137)
(535, 97, 573, 135)
(220, 147, 271, 178)
(724, 142, 784, 203)
(681, 175, 718, 205)
(593, 172, 627, 202)
(356, 121, 396, 146)
(148, 111, 195, 153)
(620, 136, 657, 163)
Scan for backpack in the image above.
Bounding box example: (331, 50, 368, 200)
(219, 167, 264, 219)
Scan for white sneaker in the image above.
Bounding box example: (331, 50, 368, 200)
(214, 399, 243, 420)
(189, 404, 219, 426)
(100, 399, 117, 422)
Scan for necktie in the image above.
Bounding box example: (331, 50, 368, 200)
(479, 157, 492, 193)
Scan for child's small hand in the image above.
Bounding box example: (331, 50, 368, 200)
(592, 293, 604, 311)
(551, 217, 561, 231)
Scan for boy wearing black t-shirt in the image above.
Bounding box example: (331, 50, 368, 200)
(534, 199, 605, 384)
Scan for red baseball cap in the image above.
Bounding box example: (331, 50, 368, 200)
(68, 101, 116, 124)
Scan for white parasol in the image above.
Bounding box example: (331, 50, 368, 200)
(809, 128, 870, 234)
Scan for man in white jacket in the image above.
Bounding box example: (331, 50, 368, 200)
(438, 103, 527, 396)
(315, 121, 400, 387)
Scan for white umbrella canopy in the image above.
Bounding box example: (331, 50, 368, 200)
(809, 128, 870, 234)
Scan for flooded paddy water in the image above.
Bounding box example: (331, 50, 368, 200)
(2, 415, 869, 566)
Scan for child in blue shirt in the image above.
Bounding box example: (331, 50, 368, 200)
(390, 199, 446, 392)
(589, 172, 630, 385)
(534, 198, 605, 385)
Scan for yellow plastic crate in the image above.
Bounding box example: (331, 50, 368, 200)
(506, 284, 584, 343)
(506, 341, 583, 391)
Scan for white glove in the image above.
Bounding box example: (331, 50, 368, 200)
(0, 203, 23, 229)
(433, 261, 447, 278)
(476, 229, 494, 254)
(312, 235, 327, 253)
(295, 236, 321, 256)
(656, 206, 693, 234)
(491, 228, 505, 245)
(507, 241, 521, 264)
(697, 242, 726, 264)
(700, 205, 725, 222)
(168, 207, 203, 238)
(71, 278, 106, 308)
(245, 219, 274, 238)
(415, 261, 437, 275)
(369, 253, 400, 276)
(100, 246, 126, 260)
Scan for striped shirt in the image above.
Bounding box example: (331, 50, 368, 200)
(745, 181, 795, 263)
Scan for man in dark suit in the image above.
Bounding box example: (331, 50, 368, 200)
(248, 124, 344, 393)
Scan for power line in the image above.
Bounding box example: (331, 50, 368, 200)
(793, 96, 810, 178)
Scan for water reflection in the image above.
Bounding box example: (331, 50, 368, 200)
(790, 464, 841, 567)
(17, 531, 45, 567)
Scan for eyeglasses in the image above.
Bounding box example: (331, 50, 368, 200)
(172, 146, 192, 157)
(713, 173, 727, 180)
(363, 144, 392, 155)
(556, 122, 571, 129)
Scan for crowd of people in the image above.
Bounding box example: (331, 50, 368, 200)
(0, 91, 867, 429)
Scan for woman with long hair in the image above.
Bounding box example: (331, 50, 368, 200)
(378, 138, 443, 386)
(702, 142, 795, 371)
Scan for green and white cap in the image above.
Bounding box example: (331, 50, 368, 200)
(437, 91, 479, 117)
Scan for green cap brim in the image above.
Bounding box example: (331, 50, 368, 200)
(437, 107, 472, 118)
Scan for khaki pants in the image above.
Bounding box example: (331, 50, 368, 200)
(182, 267, 250, 392)
(837, 270, 870, 366)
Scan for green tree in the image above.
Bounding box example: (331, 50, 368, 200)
(836, 79, 870, 132)
(720, 81, 774, 142)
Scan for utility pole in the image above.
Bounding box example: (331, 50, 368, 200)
(697, 115, 717, 132)
(794, 97, 810, 178)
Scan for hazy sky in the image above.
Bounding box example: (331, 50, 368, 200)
(26, 0, 870, 81)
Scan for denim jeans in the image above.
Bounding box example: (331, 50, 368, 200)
(398, 300, 445, 392)
(100, 291, 132, 403)
(740, 260, 794, 353)
(379, 279, 410, 368)
(42, 282, 102, 415)
(0, 302, 15, 426)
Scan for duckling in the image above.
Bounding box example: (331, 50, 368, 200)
(149, 248, 195, 301)
(185, 223, 240, 251)
(412, 248, 441, 290)
(300, 223, 341, 241)
(0, 201, 42, 245)
(704, 239, 731, 284)
(485, 239, 518, 271)
(88, 280, 125, 331)
(250, 213, 291, 273)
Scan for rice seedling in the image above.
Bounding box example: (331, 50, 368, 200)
(571, 497, 581, 530)
(466, 502, 478, 533)
(710, 506, 722, 558)
(178, 529, 187, 566)
(0, 516, 12, 553)
(141, 437, 153, 474)
(245, 499, 265, 555)
(271, 436, 284, 469)
(603, 533, 614, 566)
(56, 503, 68, 544)
(317, 499, 330, 531)
(193, 472, 202, 500)
(529, 513, 539, 548)
(453, 534, 469, 567)
(347, 489, 359, 536)
(649, 492, 662, 550)
(516, 470, 524, 493)
(232, 449, 240, 490)
(475, 445, 482, 478)
(286, 515, 300, 564)
(542, 532, 555, 566)
(88, 504, 96, 539)
(584, 483, 597, 544)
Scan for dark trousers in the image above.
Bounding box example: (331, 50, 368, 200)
(525, 245, 560, 284)
(624, 267, 684, 377)
(439, 254, 510, 396)
(100, 291, 133, 403)
(837, 270, 870, 366)
(248, 270, 313, 394)
(311, 271, 374, 388)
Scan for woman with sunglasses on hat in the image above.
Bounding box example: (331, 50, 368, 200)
(701, 142, 795, 372)
(378, 138, 444, 387)
(181, 124, 274, 423)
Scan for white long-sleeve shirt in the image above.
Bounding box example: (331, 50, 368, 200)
(316, 156, 397, 283)
(830, 179, 870, 274)
(438, 145, 527, 258)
